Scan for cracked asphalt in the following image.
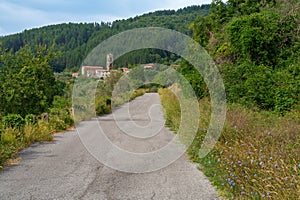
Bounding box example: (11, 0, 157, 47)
(0, 93, 220, 200)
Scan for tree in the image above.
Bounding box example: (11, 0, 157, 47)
(0, 45, 58, 117)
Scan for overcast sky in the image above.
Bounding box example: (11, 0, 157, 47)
(0, 0, 212, 36)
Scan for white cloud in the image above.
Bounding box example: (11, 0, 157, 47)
(0, 2, 50, 25)
(151, 0, 211, 11)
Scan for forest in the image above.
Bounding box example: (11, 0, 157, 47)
(0, 0, 299, 199)
(0, 5, 209, 72)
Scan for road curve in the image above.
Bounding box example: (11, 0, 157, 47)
(0, 93, 220, 200)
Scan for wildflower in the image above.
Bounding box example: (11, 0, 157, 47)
(282, 188, 285, 191)
(217, 158, 220, 162)
(229, 154, 232, 158)
(274, 164, 279, 168)
(241, 186, 245, 190)
(269, 156, 273, 160)
(241, 144, 245, 147)
(259, 161, 264, 166)
(261, 194, 265, 198)
(284, 177, 288, 181)
(247, 151, 252, 155)
(267, 131, 271, 136)
(254, 174, 257, 177)
(267, 192, 270, 196)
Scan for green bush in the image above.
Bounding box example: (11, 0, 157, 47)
(1, 128, 18, 145)
(25, 114, 37, 125)
(49, 96, 74, 130)
(0, 128, 21, 166)
(1, 114, 25, 129)
(95, 97, 112, 115)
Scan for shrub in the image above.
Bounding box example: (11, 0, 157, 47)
(95, 97, 112, 115)
(1, 114, 25, 129)
(158, 88, 181, 131)
(1, 128, 18, 145)
(0, 120, 53, 167)
(49, 107, 74, 131)
(50, 116, 66, 131)
(0, 128, 20, 166)
(25, 114, 37, 125)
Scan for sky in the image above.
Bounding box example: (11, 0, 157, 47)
(0, 0, 212, 36)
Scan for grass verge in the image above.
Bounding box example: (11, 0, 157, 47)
(0, 120, 54, 167)
(158, 88, 300, 199)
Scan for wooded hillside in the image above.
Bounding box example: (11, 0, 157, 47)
(0, 5, 210, 72)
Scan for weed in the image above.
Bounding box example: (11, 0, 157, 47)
(159, 89, 300, 199)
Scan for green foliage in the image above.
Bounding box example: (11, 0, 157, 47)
(190, 0, 300, 112)
(176, 60, 209, 98)
(0, 5, 210, 72)
(94, 70, 147, 116)
(228, 11, 282, 66)
(95, 97, 111, 115)
(221, 61, 300, 113)
(0, 120, 54, 167)
(158, 88, 181, 131)
(25, 114, 37, 125)
(0, 45, 58, 117)
(159, 88, 300, 199)
(0, 46, 73, 167)
(0, 128, 20, 165)
(1, 114, 25, 129)
(49, 96, 74, 130)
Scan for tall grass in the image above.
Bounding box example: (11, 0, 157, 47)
(158, 88, 300, 199)
(0, 109, 75, 167)
(158, 88, 181, 132)
(0, 120, 54, 166)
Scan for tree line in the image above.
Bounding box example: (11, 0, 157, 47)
(0, 5, 210, 72)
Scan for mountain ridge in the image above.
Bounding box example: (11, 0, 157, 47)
(0, 4, 210, 72)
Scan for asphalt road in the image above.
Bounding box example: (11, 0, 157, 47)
(0, 93, 220, 200)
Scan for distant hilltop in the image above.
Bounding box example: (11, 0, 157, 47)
(0, 5, 210, 72)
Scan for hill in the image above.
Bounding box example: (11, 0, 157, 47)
(0, 5, 210, 72)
